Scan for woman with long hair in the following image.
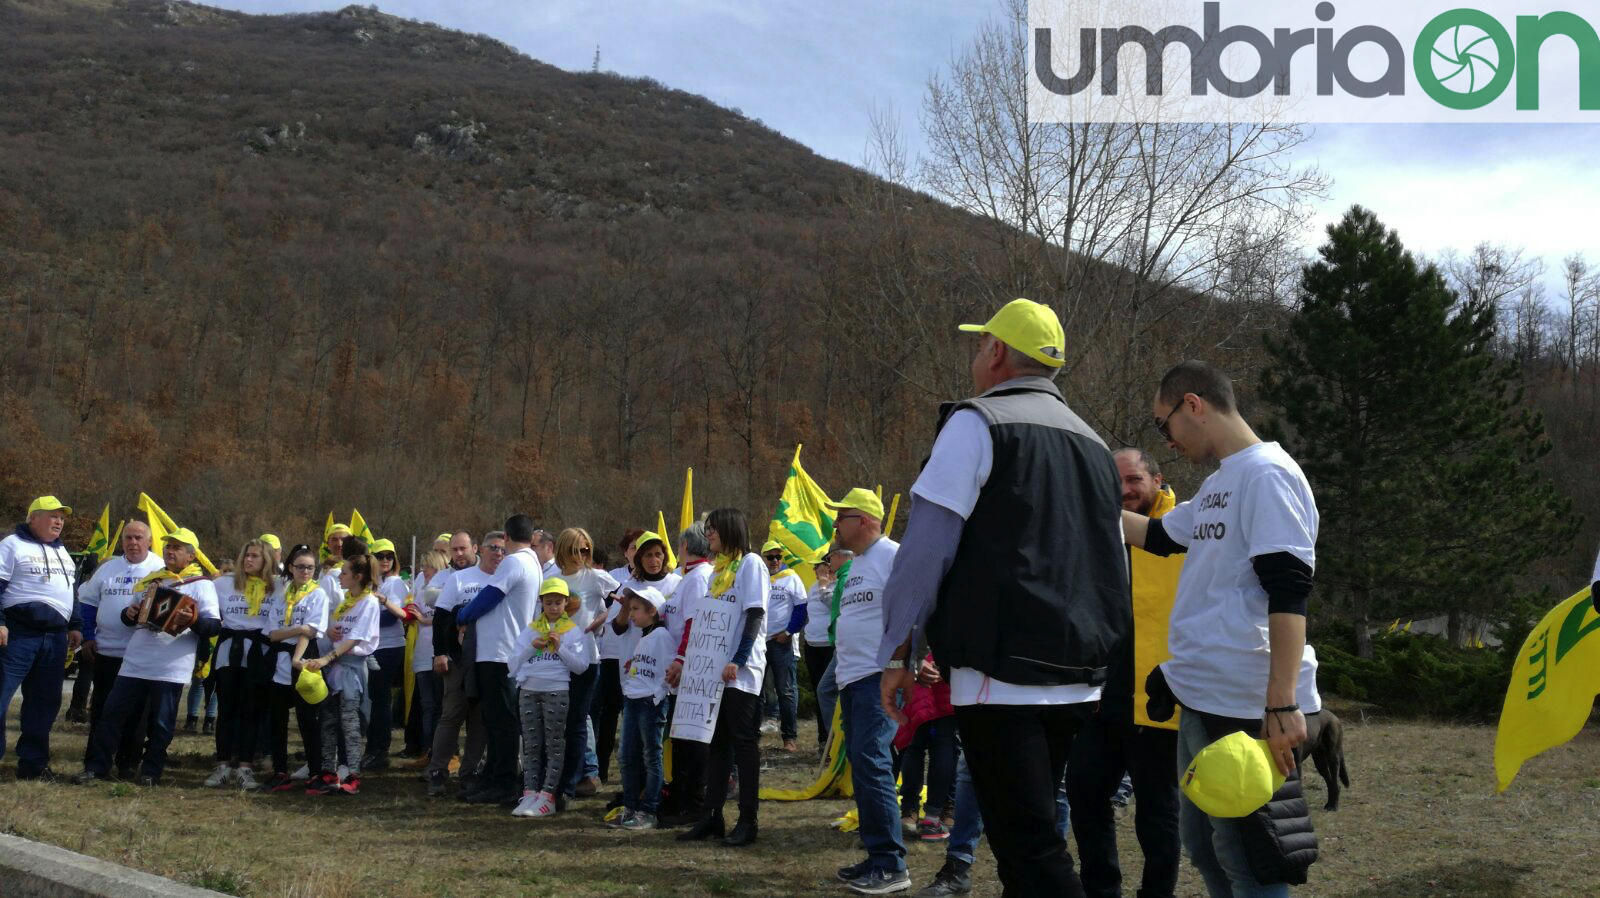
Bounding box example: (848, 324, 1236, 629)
(553, 527, 618, 806)
(363, 538, 410, 770)
(205, 538, 277, 790)
(409, 548, 449, 765)
(258, 544, 328, 793)
(676, 508, 769, 847)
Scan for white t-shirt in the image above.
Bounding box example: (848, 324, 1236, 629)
(0, 532, 78, 623)
(260, 583, 330, 686)
(557, 566, 620, 665)
(120, 577, 221, 685)
(376, 574, 410, 650)
(664, 562, 711, 651)
(476, 549, 543, 664)
(212, 574, 276, 669)
(802, 581, 833, 646)
(78, 554, 164, 657)
(1159, 441, 1323, 721)
(542, 558, 560, 580)
(318, 564, 344, 607)
(622, 626, 675, 704)
(321, 591, 381, 693)
(510, 620, 589, 692)
(913, 407, 1101, 707)
(712, 553, 769, 697)
(411, 570, 444, 674)
(766, 570, 805, 639)
(833, 538, 900, 689)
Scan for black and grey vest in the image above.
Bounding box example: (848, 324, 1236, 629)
(927, 377, 1131, 687)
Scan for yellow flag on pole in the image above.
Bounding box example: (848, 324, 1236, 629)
(767, 445, 834, 589)
(87, 505, 114, 562)
(319, 512, 336, 564)
(1495, 587, 1599, 791)
(679, 468, 695, 535)
(883, 493, 902, 540)
(137, 492, 216, 574)
(656, 510, 678, 571)
(350, 509, 374, 545)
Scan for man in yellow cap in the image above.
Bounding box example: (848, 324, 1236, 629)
(76, 527, 221, 786)
(757, 539, 805, 752)
(877, 299, 1130, 898)
(0, 497, 84, 781)
(827, 488, 910, 895)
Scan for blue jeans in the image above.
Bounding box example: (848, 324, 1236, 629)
(185, 676, 216, 719)
(620, 696, 669, 813)
(560, 663, 600, 797)
(762, 638, 799, 740)
(948, 749, 1071, 866)
(1178, 710, 1290, 898)
(0, 626, 68, 776)
(86, 676, 183, 781)
(839, 674, 907, 873)
(816, 655, 839, 741)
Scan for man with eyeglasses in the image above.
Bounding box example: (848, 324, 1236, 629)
(1121, 360, 1321, 896)
(877, 299, 1129, 898)
(758, 540, 805, 752)
(425, 530, 496, 797)
(532, 529, 559, 580)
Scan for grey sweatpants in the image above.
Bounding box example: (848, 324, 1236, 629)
(319, 693, 365, 776)
(519, 688, 568, 794)
(428, 660, 487, 777)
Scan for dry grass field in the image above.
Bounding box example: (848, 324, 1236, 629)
(2, 701, 1598, 897)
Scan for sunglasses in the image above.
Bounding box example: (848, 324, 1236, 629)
(376, 553, 396, 561)
(1154, 396, 1186, 441)
(834, 514, 863, 524)
(484, 545, 507, 554)
(763, 553, 783, 561)
(578, 546, 592, 556)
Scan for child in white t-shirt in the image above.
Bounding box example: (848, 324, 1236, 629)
(509, 578, 589, 818)
(613, 585, 675, 831)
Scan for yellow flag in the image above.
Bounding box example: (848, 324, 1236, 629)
(656, 510, 678, 571)
(883, 493, 901, 540)
(137, 492, 216, 574)
(758, 700, 853, 801)
(1495, 587, 1598, 791)
(106, 520, 125, 560)
(767, 445, 834, 589)
(351, 509, 374, 545)
(679, 468, 695, 536)
(319, 512, 336, 564)
(87, 505, 114, 561)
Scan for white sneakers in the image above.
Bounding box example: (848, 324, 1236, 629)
(759, 720, 780, 735)
(204, 765, 234, 788)
(205, 766, 261, 789)
(290, 765, 310, 781)
(235, 768, 259, 791)
(512, 791, 558, 818)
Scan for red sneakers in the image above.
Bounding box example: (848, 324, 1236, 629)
(339, 776, 362, 795)
(305, 773, 341, 795)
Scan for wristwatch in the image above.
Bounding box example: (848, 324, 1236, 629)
(885, 658, 907, 670)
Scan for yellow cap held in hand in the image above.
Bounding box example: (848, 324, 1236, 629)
(958, 298, 1067, 368)
(295, 668, 329, 705)
(826, 488, 885, 522)
(1180, 731, 1286, 818)
(27, 496, 72, 516)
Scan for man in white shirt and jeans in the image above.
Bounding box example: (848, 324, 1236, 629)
(878, 300, 1131, 898)
(1122, 360, 1321, 897)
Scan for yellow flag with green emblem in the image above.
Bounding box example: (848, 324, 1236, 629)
(350, 509, 374, 545)
(767, 445, 834, 589)
(137, 492, 217, 574)
(87, 505, 114, 561)
(1495, 586, 1599, 791)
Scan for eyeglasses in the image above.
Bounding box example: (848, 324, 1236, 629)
(484, 545, 507, 554)
(291, 564, 316, 572)
(834, 514, 863, 525)
(1154, 396, 1187, 441)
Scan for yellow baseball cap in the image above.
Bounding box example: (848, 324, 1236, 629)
(958, 298, 1067, 368)
(259, 534, 281, 551)
(436, 532, 453, 543)
(164, 527, 201, 550)
(826, 488, 885, 522)
(27, 496, 72, 516)
(327, 524, 352, 538)
(295, 668, 329, 705)
(369, 538, 396, 555)
(1180, 731, 1286, 818)
(632, 531, 665, 553)
(539, 577, 571, 597)
(761, 539, 785, 555)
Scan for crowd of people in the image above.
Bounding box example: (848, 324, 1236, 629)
(1, 297, 1488, 897)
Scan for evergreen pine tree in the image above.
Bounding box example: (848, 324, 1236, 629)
(1261, 206, 1578, 658)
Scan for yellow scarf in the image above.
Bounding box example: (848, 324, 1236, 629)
(532, 612, 575, 637)
(281, 579, 318, 626)
(135, 563, 204, 592)
(331, 587, 372, 622)
(711, 553, 742, 597)
(244, 575, 269, 617)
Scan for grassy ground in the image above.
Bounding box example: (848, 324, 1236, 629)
(2, 700, 1598, 897)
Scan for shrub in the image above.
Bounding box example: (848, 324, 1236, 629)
(1318, 632, 1514, 722)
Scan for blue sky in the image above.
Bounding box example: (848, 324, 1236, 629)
(218, 0, 1597, 290)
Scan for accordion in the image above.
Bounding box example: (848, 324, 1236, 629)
(139, 585, 198, 636)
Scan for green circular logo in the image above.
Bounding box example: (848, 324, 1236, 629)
(1415, 9, 1516, 110)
